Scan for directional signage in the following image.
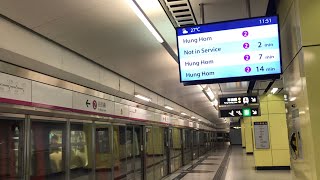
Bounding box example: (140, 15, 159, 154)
(242, 108, 252, 117)
(219, 95, 258, 105)
(73, 92, 114, 114)
(220, 107, 260, 117)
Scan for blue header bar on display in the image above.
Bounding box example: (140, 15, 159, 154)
(176, 16, 278, 36)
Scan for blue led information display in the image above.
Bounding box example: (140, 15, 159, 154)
(176, 16, 281, 84)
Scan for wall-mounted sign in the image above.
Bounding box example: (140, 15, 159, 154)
(0, 73, 32, 102)
(220, 108, 259, 117)
(219, 95, 258, 105)
(254, 121, 270, 149)
(73, 92, 114, 114)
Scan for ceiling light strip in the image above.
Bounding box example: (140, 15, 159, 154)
(134, 94, 151, 102)
(164, 105, 174, 110)
(181, 112, 187, 116)
(127, 0, 164, 43)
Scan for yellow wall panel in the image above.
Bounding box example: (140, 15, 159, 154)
(260, 102, 268, 115)
(260, 95, 268, 102)
(272, 150, 291, 166)
(268, 101, 286, 114)
(251, 115, 268, 122)
(303, 46, 320, 180)
(277, 0, 294, 26)
(269, 114, 290, 150)
(267, 94, 284, 101)
(241, 119, 246, 147)
(244, 117, 253, 153)
(254, 150, 273, 167)
(299, 0, 320, 46)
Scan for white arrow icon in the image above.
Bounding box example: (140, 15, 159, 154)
(251, 97, 257, 103)
(236, 110, 242, 116)
(229, 110, 235, 116)
(252, 110, 258, 115)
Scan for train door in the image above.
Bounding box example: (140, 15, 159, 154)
(142, 126, 168, 180)
(192, 130, 199, 160)
(126, 125, 143, 180)
(143, 126, 153, 180)
(169, 128, 182, 173)
(69, 120, 94, 180)
(30, 116, 67, 180)
(94, 121, 112, 180)
(0, 114, 25, 180)
(153, 126, 168, 180)
(182, 129, 192, 165)
(113, 125, 127, 180)
(164, 128, 170, 175)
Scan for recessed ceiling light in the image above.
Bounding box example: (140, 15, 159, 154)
(271, 88, 279, 94)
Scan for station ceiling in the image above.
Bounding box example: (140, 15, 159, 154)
(0, 0, 282, 125)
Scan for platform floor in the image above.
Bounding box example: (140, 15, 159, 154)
(165, 144, 296, 180)
(164, 143, 229, 180)
(223, 146, 295, 180)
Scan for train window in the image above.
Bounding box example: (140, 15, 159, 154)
(0, 117, 24, 180)
(70, 122, 92, 180)
(95, 128, 110, 153)
(30, 120, 66, 180)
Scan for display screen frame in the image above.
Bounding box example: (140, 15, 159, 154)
(176, 15, 282, 86)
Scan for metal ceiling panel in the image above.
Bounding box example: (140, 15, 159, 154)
(221, 91, 248, 95)
(220, 82, 249, 92)
(163, 0, 197, 26)
(254, 80, 271, 90)
(189, 0, 269, 24)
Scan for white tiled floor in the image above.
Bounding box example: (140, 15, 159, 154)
(164, 145, 296, 180)
(164, 143, 229, 180)
(224, 146, 295, 180)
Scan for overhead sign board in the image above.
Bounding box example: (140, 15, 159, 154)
(220, 107, 259, 117)
(219, 95, 258, 105)
(176, 16, 281, 85)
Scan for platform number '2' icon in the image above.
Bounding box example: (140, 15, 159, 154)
(93, 100, 97, 110)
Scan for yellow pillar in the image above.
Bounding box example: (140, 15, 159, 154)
(241, 119, 246, 148)
(244, 117, 253, 154)
(252, 95, 290, 168)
